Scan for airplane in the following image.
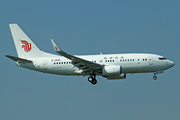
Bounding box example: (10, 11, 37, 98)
(5, 24, 175, 85)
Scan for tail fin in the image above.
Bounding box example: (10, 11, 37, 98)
(9, 24, 42, 59)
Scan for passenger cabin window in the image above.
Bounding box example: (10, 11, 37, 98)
(120, 59, 136, 62)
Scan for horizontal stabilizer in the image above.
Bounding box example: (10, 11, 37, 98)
(5, 55, 32, 63)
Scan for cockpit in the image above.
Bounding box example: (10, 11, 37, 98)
(159, 57, 167, 60)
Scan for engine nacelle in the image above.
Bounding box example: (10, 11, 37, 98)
(106, 73, 126, 80)
(102, 65, 122, 76)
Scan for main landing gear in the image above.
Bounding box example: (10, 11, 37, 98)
(88, 75, 97, 85)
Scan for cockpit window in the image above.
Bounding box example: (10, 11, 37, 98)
(159, 57, 167, 60)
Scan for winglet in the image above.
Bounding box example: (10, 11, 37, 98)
(51, 39, 62, 52)
(51, 39, 71, 57)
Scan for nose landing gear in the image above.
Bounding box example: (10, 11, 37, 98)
(153, 71, 164, 80)
(88, 75, 97, 85)
(153, 76, 157, 80)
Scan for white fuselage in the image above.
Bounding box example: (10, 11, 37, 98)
(7, 24, 175, 84)
(17, 53, 174, 76)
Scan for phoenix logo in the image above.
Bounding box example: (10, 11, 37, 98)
(55, 46, 58, 51)
(21, 40, 32, 52)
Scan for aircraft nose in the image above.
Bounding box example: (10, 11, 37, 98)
(167, 60, 175, 67)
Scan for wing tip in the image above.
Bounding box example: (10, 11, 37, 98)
(51, 39, 62, 52)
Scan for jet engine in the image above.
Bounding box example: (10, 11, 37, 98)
(105, 73, 126, 80)
(102, 65, 122, 76)
(102, 65, 126, 80)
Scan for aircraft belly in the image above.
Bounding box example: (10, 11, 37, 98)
(45, 65, 78, 75)
(122, 64, 158, 73)
(18, 62, 46, 73)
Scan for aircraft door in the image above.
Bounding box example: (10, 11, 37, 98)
(43, 60, 48, 69)
(149, 56, 153, 65)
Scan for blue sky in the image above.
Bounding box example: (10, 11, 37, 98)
(0, 1, 180, 120)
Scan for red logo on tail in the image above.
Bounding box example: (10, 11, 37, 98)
(21, 40, 32, 52)
(55, 46, 58, 51)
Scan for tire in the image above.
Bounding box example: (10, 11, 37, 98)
(88, 76, 93, 82)
(153, 76, 157, 80)
(91, 79, 97, 85)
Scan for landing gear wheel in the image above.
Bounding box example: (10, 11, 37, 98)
(88, 75, 97, 85)
(88, 76, 93, 82)
(153, 76, 157, 80)
(91, 79, 97, 85)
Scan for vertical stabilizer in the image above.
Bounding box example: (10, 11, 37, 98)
(9, 24, 42, 59)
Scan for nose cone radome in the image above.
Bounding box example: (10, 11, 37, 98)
(168, 60, 175, 68)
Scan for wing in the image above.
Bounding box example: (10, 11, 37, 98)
(51, 39, 102, 74)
